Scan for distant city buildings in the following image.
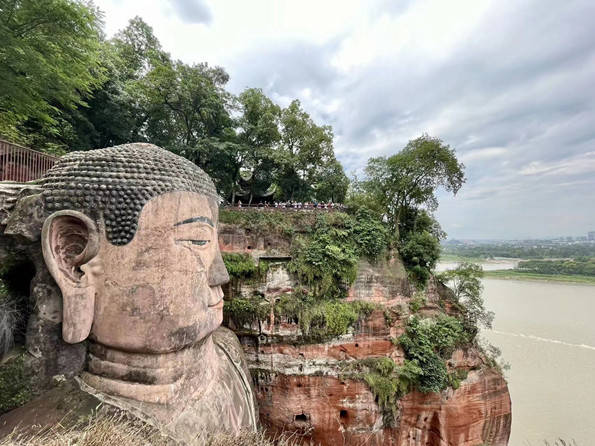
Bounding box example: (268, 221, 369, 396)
(589, 231, 595, 241)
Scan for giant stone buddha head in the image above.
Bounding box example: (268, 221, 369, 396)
(40, 143, 229, 353)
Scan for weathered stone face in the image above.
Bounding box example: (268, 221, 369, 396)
(91, 191, 229, 353)
(0, 145, 258, 443)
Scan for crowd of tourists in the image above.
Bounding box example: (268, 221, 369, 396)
(233, 200, 346, 211)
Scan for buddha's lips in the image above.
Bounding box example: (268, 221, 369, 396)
(209, 299, 224, 310)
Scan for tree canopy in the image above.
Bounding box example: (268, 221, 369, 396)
(0, 5, 348, 203)
(0, 0, 104, 153)
(361, 134, 465, 233)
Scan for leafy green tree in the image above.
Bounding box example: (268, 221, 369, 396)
(47, 16, 168, 151)
(277, 100, 346, 201)
(363, 134, 465, 234)
(400, 231, 441, 284)
(236, 88, 281, 204)
(313, 159, 349, 203)
(438, 262, 494, 335)
(0, 0, 104, 151)
(139, 61, 232, 149)
(111, 16, 168, 79)
(399, 207, 446, 243)
(345, 173, 385, 217)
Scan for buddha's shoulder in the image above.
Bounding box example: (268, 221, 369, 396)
(212, 327, 258, 408)
(212, 326, 250, 373)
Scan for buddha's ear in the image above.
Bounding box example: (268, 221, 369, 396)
(41, 210, 101, 344)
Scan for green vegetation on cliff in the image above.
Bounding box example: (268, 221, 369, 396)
(226, 289, 375, 343)
(220, 209, 316, 236)
(275, 293, 375, 342)
(221, 209, 389, 298)
(397, 315, 468, 393)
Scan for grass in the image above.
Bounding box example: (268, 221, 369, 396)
(484, 270, 595, 285)
(0, 412, 299, 446)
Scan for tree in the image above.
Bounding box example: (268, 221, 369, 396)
(438, 262, 494, 336)
(139, 61, 232, 149)
(363, 134, 465, 235)
(399, 231, 441, 284)
(0, 0, 104, 151)
(236, 88, 281, 204)
(68, 16, 172, 149)
(277, 100, 347, 202)
(399, 207, 446, 244)
(313, 159, 349, 203)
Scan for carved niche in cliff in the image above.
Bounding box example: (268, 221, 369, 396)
(0, 143, 258, 443)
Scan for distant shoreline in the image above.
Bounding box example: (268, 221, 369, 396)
(483, 270, 595, 285)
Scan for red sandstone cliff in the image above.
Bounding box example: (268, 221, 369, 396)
(219, 222, 511, 446)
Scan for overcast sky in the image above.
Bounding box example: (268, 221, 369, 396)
(95, 0, 595, 240)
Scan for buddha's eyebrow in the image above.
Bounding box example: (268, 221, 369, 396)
(174, 216, 214, 227)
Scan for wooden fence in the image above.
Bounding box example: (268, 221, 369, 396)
(0, 139, 58, 182)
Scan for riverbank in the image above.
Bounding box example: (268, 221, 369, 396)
(439, 254, 487, 262)
(484, 270, 595, 285)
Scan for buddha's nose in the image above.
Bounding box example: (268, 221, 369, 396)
(208, 252, 230, 287)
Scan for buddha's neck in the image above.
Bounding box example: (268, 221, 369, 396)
(81, 335, 219, 405)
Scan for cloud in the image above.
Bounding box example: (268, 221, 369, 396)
(460, 147, 509, 163)
(169, 0, 212, 24)
(520, 152, 595, 177)
(95, 0, 595, 238)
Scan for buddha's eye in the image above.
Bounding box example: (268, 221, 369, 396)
(191, 240, 209, 246)
(175, 239, 210, 248)
(174, 222, 213, 249)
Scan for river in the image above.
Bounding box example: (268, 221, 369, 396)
(437, 262, 595, 446)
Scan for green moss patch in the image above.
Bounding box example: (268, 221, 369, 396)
(0, 352, 34, 415)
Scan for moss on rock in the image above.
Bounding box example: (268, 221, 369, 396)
(0, 352, 34, 415)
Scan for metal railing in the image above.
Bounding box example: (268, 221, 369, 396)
(0, 139, 59, 182)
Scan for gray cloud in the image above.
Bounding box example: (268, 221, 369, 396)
(170, 0, 212, 24)
(221, 0, 595, 238)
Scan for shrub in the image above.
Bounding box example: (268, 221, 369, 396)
(273, 293, 374, 342)
(224, 296, 269, 329)
(408, 291, 426, 313)
(287, 223, 358, 298)
(222, 253, 258, 280)
(398, 315, 467, 393)
(438, 262, 494, 337)
(399, 230, 441, 284)
(351, 208, 388, 261)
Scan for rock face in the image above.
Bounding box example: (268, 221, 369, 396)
(219, 221, 512, 446)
